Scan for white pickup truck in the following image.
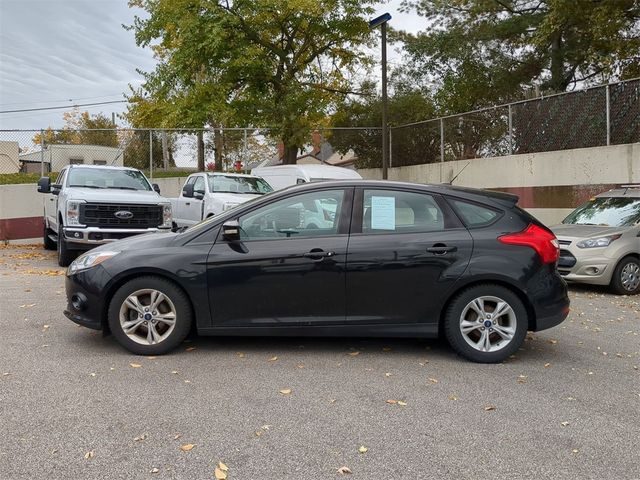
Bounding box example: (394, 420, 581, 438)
(169, 172, 273, 228)
(37, 165, 173, 267)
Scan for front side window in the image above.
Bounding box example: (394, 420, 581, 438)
(209, 175, 273, 195)
(193, 176, 206, 194)
(563, 196, 640, 227)
(238, 189, 345, 240)
(362, 189, 445, 234)
(67, 168, 151, 191)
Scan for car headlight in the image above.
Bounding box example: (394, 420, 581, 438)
(162, 203, 172, 227)
(68, 250, 120, 275)
(576, 234, 621, 248)
(66, 200, 85, 226)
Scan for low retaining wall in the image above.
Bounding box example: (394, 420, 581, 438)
(358, 143, 640, 226)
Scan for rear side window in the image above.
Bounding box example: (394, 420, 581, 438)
(449, 199, 500, 227)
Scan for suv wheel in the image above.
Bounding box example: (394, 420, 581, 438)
(108, 276, 193, 355)
(444, 285, 528, 363)
(611, 256, 640, 295)
(43, 220, 56, 251)
(57, 225, 75, 267)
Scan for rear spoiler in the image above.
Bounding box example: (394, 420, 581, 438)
(440, 185, 519, 207)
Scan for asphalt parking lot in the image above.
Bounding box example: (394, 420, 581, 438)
(0, 244, 638, 480)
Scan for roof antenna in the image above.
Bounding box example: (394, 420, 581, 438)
(447, 161, 471, 185)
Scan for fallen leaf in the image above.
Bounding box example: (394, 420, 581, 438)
(337, 466, 352, 475)
(146, 356, 157, 360)
(84, 450, 94, 460)
(448, 394, 458, 401)
(484, 405, 496, 411)
(544, 363, 551, 368)
(214, 467, 227, 480)
(42, 325, 50, 331)
(179, 443, 196, 452)
(218, 462, 228, 472)
(174, 433, 182, 440)
(560, 421, 570, 427)
(171, 370, 179, 375)
(572, 449, 579, 454)
(185, 346, 196, 352)
(548, 339, 558, 345)
(386, 399, 397, 405)
(348, 351, 360, 356)
(517, 375, 527, 384)
(358, 446, 368, 454)
(2, 372, 11, 377)
(236, 352, 245, 358)
(397, 400, 407, 406)
(268, 356, 278, 362)
(297, 364, 305, 369)
(89, 373, 96, 377)
(150, 467, 159, 474)
(428, 378, 439, 384)
(129, 363, 142, 368)
(385, 372, 392, 377)
(279, 388, 292, 395)
(134, 434, 147, 442)
(51, 449, 58, 454)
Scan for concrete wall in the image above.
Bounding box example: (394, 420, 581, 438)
(358, 143, 640, 226)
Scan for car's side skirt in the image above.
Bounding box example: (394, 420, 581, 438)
(197, 323, 439, 338)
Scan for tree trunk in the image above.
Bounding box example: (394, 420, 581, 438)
(197, 130, 205, 171)
(282, 143, 298, 165)
(549, 30, 565, 92)
(161, 131, 169, 170)
(214, 128, 224, 171)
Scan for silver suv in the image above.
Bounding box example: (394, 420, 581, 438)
(551, 185, 640, 295)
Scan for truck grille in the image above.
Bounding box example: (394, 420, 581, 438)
(80, 203, 163, 229)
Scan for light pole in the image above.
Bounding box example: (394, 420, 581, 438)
(369, 13, 392, 180)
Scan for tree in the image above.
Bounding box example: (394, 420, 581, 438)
(398, 0, 640, 112)
(125, 0, 376, 164)
(331, 83, 439, 167)
(33, 109, 118, 147)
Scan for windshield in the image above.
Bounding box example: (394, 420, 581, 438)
(208, 175, 273, 195)
(67, 168, 151, 191)
(562, 197, 640, 227)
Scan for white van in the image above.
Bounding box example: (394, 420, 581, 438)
(251, 164, 362, 190)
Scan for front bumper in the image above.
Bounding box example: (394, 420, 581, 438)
(64, 226, 171, 246)
(558, 248, 615, 286)
(64, 266, 113, 331)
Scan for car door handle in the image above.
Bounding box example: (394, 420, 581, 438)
(303, 249, 335, 260)
(185, 202, 190, 206)
(49, 198, 55, 201)
(426, 245, 457, 255)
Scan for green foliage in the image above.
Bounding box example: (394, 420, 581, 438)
(33, 109, 118, 147)
(120, 130, 177, 170)
(331, 84, 438, 167)
(126, 0, 376, 163)
(398, 0, 640, 110)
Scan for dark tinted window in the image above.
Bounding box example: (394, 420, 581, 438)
(362, 190, 445, 234)
(450, 199, 500, 227)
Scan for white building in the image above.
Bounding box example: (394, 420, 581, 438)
(0, 141, 20, 174)
(19, 144, 124, 173)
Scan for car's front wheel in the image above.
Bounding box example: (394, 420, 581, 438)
(108, 276, 193, 355)
(610, 256, 640, 295)
(444, 285, 528, 363)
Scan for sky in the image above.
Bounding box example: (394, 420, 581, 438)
(0, 0, 424, 131)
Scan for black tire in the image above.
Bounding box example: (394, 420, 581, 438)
(43, 220, 56, 251)
(108, 276, 193, 355)
(610, 256, 640, 295)
(57, 225, 76, 267)
(444, 284, 528, 363)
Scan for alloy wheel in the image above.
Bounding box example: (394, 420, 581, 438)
(620, 262, 640, 292)
(119, 289, 177, 345)
(459, 296, 517, 353)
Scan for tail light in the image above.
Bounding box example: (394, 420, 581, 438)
(498, 224, 559, 264)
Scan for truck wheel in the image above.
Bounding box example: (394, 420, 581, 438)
(108, 276, 193, 355)
(610, 256, 640, 295)
(43, 220, 56, 251)
(57, 225, 75, 267)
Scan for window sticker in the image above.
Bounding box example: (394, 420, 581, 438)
(371, 196, 396, 230)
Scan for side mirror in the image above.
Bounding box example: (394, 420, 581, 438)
(194, 190, 205, 200)
(222, 220, 241, 242)
(37, 176, 51, 194)
(152, 183, 161, 194)
(182, 183, 194, 198)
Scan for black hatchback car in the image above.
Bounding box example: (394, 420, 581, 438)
(64, 180, 569, 363)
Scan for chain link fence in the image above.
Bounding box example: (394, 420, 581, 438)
(0, 78, 638, 177)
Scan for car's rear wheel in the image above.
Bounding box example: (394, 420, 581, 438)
(444, 285, 528, 363)
(43, 220, 56, 251)
(610, 256, 640, 295)
(108, 276, 193, 355)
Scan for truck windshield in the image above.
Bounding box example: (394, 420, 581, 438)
(209, 175, 273, 195)
(67, 168, 152, 191)
(562, 197, 640, 227)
